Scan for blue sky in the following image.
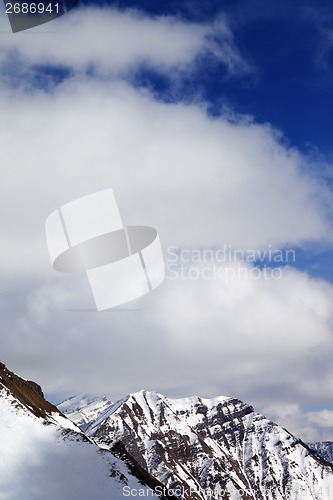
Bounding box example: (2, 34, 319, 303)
(1, 0, 333, 442)
(80, 0, 333, 156)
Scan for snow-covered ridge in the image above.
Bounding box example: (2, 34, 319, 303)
(0, 391, 154, 500)
(0, 362, 160, 500)
(61, 389, 333, 500)
(58, 394, 114, 430)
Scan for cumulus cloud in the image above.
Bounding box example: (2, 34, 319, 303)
(1, 4, 333, 442)
(0, 78, 332, 289)
(0, 6, 250, 78)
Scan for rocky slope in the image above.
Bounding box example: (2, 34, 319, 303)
(0, 361, 71, 425)
(61, 390, 333, 500)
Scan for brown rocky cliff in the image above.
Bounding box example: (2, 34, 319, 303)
(0, 361, 64, 420)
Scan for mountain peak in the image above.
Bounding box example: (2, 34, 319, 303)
(61, 389, 333, 500)
(2, 360, 333, 500)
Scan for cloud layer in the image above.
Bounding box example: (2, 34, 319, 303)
(1, 79, 332, 285)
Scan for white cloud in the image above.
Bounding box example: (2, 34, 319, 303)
(0, 78, 332, 289)
(261, 403, 333, 442)
(0, 6, 250, 78)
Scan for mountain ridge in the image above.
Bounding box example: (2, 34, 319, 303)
(1, 360, 333, 500)
(60, 389, 333, 500)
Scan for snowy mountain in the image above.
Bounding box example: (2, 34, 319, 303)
(2, 359, 333, 500)
(0, 362, 160, 500)
(308, 442, 333, 466)
(61, 390, 333, 500)
(58, 394, 113, 431)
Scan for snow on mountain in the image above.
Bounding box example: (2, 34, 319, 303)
(3, 359, 333, 500)
(0, 363, 157, 500)
(64, 389, 333, 500)
(58, 394, 113, 431)
(0, 361, 77, 431)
